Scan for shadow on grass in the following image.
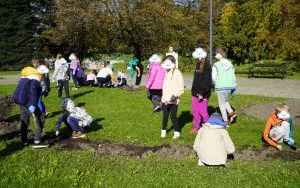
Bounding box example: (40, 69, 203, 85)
(0, 141, 24, 157)
(71, 90, 94, 100)
(47, 110, 64, 118)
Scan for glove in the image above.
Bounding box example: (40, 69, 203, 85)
(287, 138, 295, 145)
(29, 106, 35, 113)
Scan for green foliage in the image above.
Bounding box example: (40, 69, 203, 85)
(0, 0, 49, 68)
(217, 0, 300, 64)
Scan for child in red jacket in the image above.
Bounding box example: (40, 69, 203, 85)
(263, 104, 296, 150)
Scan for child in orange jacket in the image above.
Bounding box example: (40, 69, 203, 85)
(263, 104, 296, 150)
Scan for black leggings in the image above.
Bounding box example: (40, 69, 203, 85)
(58, 79, 69, 98)
(162, 103, 179, 132)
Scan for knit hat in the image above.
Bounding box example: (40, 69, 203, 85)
(149, 54, 162, 64)
(192, 48, 207, 59)
(69, 53, 77, 60)
(161, 59, 175, 70)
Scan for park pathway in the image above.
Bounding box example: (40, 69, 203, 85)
(1, 74, 299, 99)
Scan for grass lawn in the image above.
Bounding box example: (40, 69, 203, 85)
(0, 85, 299, 187)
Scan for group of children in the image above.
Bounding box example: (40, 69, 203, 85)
(12, 47, 297, 166)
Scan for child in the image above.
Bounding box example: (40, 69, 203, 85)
(69, 53, 80, 90)
(55, 98, 92, 138)
(146, 54, 166, 112)
(53, 57, 70, 99)
(127, 58, 143, 88)
(86, 70, 98, 86)
(97, 61, 115, 87)
(166, 46, 179, 68)
(193, 112, 235, 166)
(160, 55, 184, 139)
(115, 71, 127, 88)
(190, 48, 212, 133)
(212, 47, 237, 125)
(12, 59, 50, 148)
(263, 104, 296, 150)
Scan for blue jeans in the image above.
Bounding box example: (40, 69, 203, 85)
(67, 116, 82, 132)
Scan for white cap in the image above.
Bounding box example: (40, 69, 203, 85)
(192, 47, 207, 59)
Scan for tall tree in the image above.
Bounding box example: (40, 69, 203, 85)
(0, 0, 50, 69)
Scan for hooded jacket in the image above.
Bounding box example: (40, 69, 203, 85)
(161, 69, 184, 105)
(53, 58, 69, 81)
(212, 59, 236, 90)
(263, 113, 284, 147)
(193, 123, 235, 166)
(146, 63, 166, 90)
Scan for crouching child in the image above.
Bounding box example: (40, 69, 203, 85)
(193, 113, 235, 166)
(55, 98, 93, 138)
(263, 104, 296, 150)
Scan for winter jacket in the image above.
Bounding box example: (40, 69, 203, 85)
(146, 63, 166, 90)
(53, 58, 69, 81)
(161, 69, 184, 105)
(263, 113, 284, 147)
(70, 59, 79, 71)
(191, 62, 212, 99)
(193, 123, 235, 166)
(13, 67, 42, 108)
(41, 73, 51, 97)
(212, 59, 236, 90)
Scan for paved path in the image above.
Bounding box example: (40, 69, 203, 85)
(1, 74, 300, 99)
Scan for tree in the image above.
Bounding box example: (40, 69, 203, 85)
(0, 0, 49, 69)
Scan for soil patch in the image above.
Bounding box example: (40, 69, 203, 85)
(241, 99, 300, 125)
(56, 139, 300, 161)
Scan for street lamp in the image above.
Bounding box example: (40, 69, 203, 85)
(209, 0, 213, 66)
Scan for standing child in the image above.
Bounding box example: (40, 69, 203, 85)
(160, 55, 184, 139)
(193, 112, 235, 166)
(190, 47, 212, 133)
(263, 104, 296, 150)
(212, 47, 237, 125)
(12, 59, 50, 148)
(55, 98, 93, 138)
(146, 54, 166, 112)
(69, 53, 80, 90)
(53, 57, 70, 99)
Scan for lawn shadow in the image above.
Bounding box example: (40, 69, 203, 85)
(85, 118, 104, 133)
(5, 114, 20, 122)
(77, 102, 86, 107)
(71, 90, 94, 100)
(0, 141, 24, 157)
(47, 110, 64, 118)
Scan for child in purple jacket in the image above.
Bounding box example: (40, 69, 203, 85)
(146, 54, 166, 112)
(69, 53, 80, 90)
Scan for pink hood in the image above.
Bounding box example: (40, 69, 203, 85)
(146, 63, 166, 89)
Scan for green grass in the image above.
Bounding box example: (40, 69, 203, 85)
(0, 85, 299, 187)
(0, 71, 20, 76)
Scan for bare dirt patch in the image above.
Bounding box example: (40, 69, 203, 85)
(241, 99, 300, 125)
(56, 139, 300, 161)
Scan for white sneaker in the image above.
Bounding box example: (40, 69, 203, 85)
(198, 159, 205, 166)
(55, 131, 60, 136)
(161, 130, 166, 138)
(172, 131, 180, 139)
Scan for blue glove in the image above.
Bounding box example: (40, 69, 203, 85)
(288, 138, 295, 145)
(29, 106, 35, 113)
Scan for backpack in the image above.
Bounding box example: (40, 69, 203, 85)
(12, 78, 32, 105)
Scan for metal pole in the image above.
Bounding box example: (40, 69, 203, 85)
(209, 0, 213, 66)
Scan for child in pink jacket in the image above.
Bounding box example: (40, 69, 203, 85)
(146, 54, 166, 112)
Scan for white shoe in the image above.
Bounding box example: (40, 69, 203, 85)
(172, 131, 180, 139)
(55, 131, 60, 136)
(198, 159, 205, 166)
(161, 130, 166, 138)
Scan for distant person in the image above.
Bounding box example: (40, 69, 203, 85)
(263, 104, 296, 150)
(12, 59, 50, 148)
(115, 71, 127, 88)
(146, 54, 166, 112)
(97, 61, 115, 87)
(160, 55, 184, 139)
(53, 57, 70, 99)
(190, 47, 212, 134)
(69, 53, 80, 90)
(212, 47, 237, 125)
(55, 98, 92, 138)
(166, 46, 179, 69)
(193, 112, 235, 166)
(127, 57, 144, 88)
(86, 70, 98, 87)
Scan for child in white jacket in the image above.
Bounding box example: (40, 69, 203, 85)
(55, 98, 92, 138)
(160, 55, 184, 139)
(193, 112, 235, 166)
